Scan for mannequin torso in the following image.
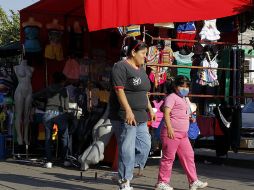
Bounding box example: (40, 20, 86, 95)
(14, 60, 33, 93)
(14, 60, 34, 145)
(22, 17, 42, 52)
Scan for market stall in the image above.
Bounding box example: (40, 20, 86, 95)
(1, 0, 252, 168)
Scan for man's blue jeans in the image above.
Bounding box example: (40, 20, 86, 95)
(44, 114, 69, 161)
(112, 120, 151, 181)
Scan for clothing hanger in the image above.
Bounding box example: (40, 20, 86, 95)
(179, 46, 191, 55)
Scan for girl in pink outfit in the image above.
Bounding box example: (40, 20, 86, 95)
(155, 75, 208, 190)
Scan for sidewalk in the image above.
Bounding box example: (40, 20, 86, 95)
(1, 157, 254, 190)
(194, 148, 254, 168)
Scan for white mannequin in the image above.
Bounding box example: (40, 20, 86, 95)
(78, 104, 114, 170)
(14, 60, 34, 145)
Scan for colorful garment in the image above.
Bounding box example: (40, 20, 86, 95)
(149, 71, 167, 87)
(118, 25, 141, 37)
(174, 51, 194, 79)
(160, 41, 174, 65)
(24, 26, 41, 53)
(45, 30, 64, 61)
(154, 22, 174, 28)
(197, 53, 219, 87)
(199, 19, 220, 41)
(147, 46, 160, 65)
(63, 58, 80, 80)
(176, 22, 196, 48)
(45, 44, 64, 61)
(151, 100, 164, 128)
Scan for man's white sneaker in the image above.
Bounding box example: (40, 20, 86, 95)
(118, 179, 133, 190)
(155, 182, 174, 190)
(44, 162, 52, 168)
(189, 180, 208, 190)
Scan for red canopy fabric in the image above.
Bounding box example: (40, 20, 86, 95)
(20, 0, 84, 16)
(85, 0, 253, 31)
(20, 0, 253, 31)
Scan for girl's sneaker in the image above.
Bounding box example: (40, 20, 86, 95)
(189, 180, 208, 190)
(155, 182, 174, 190)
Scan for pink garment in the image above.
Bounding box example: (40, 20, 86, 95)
(63, 58, 80, 80)
(164, 93, 189, 132)
(158, 129, 198, 184)
(197, 116, 215, 137)
(149, 71, 167, 86)
(152, 100, 164, 128)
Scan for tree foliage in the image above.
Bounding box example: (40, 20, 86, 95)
(0, 7, 20, 45)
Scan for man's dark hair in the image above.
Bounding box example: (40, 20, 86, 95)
(52, 72, 66, 84)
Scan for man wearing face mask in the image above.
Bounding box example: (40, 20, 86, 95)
(155, 75, 208, 190)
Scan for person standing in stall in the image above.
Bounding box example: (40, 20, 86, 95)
(155, 75, 208, 190)
(33, 72, 70, 168)
(109, 39, 156, 190)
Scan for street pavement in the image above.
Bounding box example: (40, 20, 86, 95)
(0, 157, 254, 190)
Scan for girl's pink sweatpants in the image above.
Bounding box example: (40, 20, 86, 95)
(158, 127, 198, 184)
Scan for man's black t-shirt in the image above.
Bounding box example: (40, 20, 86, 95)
(109, 60, 151, 122)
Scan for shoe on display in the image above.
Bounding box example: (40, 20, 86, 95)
(189, 180, 208, 190)
(155, 182, 174, 190)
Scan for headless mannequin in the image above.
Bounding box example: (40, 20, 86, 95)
(73, 21, 82, 33)
(79, 104, 114, 171)
(46, 19, 64, 30)
(22, 17, 42, 28)
(14, 60, 34, 145)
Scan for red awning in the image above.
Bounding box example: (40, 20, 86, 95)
(20, 0, 84, 17)
(20, 0, 253, 32)
(85, 0, 253, 31)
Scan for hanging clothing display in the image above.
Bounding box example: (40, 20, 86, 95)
(0, 71, 13, 96)
(152, 100, 164, 129)
(149, 71, 167, 87)
(196, 116, 215, 137)
(118, 25, 141, 37)
(199, 19, 220, 41)
(160, 41, 174, 65)
(69, 29, 84, 58)
(147, 46, 160, 65)
(154, 22, 174, 28)
(176, 22, 196, 48)
(63, 58, 80, 80)
(147, 45, 170, 88)
(213, 106, 232, 156)
(45, 30, 64, 61)
(174, 51, 193, 79)
(218, 48, 231, 103)
(197, 53, 219, 87)
(86, 88, 99, 108)
(24, 26, 41, 53)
